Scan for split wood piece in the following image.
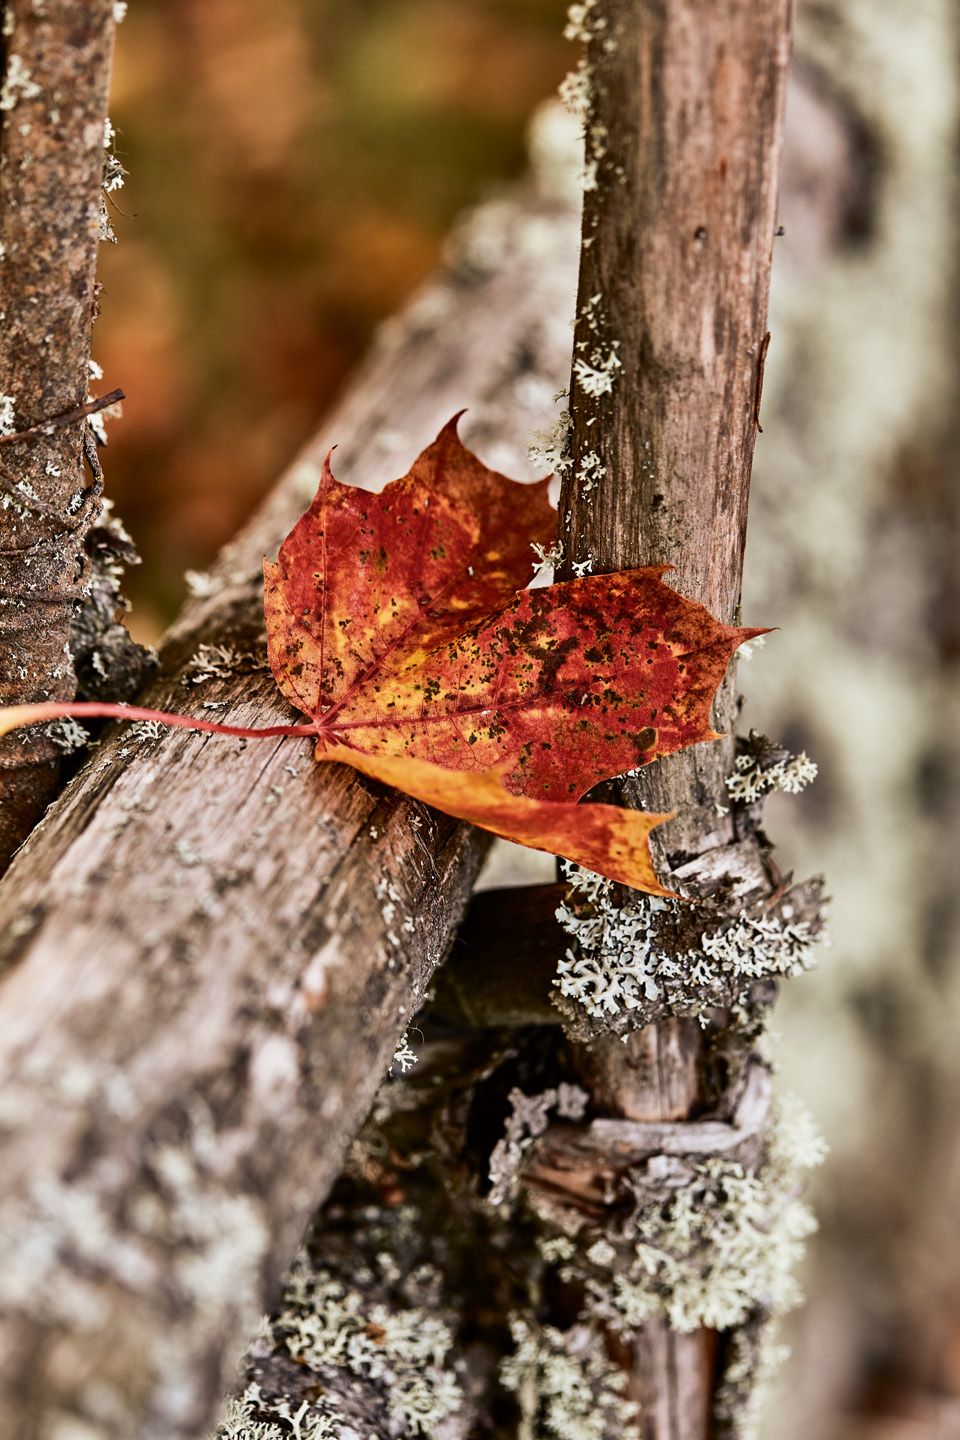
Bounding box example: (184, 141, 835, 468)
(556, 2, 793, 1437)
(0, 182, 581, 1440)
(0, 0, 119, 866)
(522, 1059, 772, 1217)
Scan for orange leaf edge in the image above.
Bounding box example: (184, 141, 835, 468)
(317, 740, 677, 898)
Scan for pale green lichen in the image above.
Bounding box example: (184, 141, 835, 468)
(274, 1253, 462, 1436)
(500, 1317, 640, 1440)
(212, 1382, 341, 1440)
(44, 717, 90, 754)
(622, 1158, 815, 1332)
(555, 1096, 826, 1339)
(713, 1322, 791, 1440)
(392, 1031, 418, 1074)
(726, 751, 818, 805)
(554, 864, 819, 1023)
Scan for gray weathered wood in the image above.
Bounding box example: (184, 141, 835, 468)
(556, 2, 793, 1436)
(0, 181, 581, 1440)
(561, 0, 793, 866)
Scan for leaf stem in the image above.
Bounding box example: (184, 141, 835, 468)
(0, 701, 317, 742)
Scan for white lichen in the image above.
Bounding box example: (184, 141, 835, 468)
(559, 60, 592, 122)
(726, 750, 818, 805)
(531, 539, 565, 582)
(698, 915, 817, 982)
(526, 98, 584, 208)
(563, 0, 611, 48)
(500, 1317, 640, 1440)
(560, 1097, 826, 1341)
(489, 1084, 588, 1207)
(735, 634, 767, 662)
(575, 448, 606, 495)
(274, 1254, 462, 1436)
(182, 643, 268, 686)
(554, 863, 670, 1017)
(392, 1032, 419, 1074)
(573, 295, 621, 397)
(554, 864, 819, 1021)
(185, 568, 221, 598)
(44, 717, 90, 753)
(0, 54, 41, 112)
(86, 393, 123, 443)
(573, 346, 621, 397)
(528, 408, 572, 480)
(98, 116, 127, 243)
(128, 719, 164, 742)
(212, 1382, 341, 1440)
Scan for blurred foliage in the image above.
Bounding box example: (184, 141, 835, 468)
(95, 0, 571, 635)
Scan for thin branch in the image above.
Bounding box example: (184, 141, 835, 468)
(0, 387, 124, 446)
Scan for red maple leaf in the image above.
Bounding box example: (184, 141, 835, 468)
(0, 418, 763, 895)
(263, 417, 762, 892)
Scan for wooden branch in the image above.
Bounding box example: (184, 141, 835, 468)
(561, 0, 793, 864)
(0, 183, 580, 1439)
(556, 2, 793, 1435)
(0, 0, 118, 866)
(522, 1059, 772, 1214)
(432, 883, 567, 1026)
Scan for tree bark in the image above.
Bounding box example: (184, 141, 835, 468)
(557, 2, 793, 1435)
(0, 180, 581, 1440)
(0, 0, 117, 866)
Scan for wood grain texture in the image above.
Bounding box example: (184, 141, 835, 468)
(556, 3, 793, 1436)
(0, 0, 117, 864)
(0, 184, 581, 1440)
(560, 0, 793, 865)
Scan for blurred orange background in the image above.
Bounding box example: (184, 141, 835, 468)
(95, 0, 570, 637)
